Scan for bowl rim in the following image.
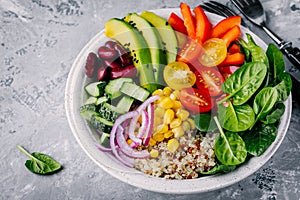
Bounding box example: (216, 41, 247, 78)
(65, 8, 292, 194)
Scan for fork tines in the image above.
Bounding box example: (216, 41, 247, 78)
(201, 1, 238, 18)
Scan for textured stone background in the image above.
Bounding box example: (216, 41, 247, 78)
(1, 0, 300, 199)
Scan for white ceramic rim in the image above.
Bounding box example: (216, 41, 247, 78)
(65, 8, 292, 194)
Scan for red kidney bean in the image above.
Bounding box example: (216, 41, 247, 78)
(98, 46, 117, 60)
(85, 52, 99, 77)
(110, 65, 137, 79)
(114, 43, 132, 66)
(105, 41, 117, 49)
(97, 66, 109, 81)
(104, 59, 121, 69)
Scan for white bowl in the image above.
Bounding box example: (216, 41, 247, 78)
(65, 8, 292, 194)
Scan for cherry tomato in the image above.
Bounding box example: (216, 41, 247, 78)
(199, 38, 227, 67)
(218, 65, 240, 80)
(195, 67, 224, 97)
(177, 39, 202, 64)
(163, 62, 196, 90)
(179, 87, 214, 113)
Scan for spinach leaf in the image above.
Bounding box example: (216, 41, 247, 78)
(194, 113, 217, 132)
(213, 117, 247, 165)
(261, 103, 285, 124)
(253, 87, 278, 125)
(18, 145, 62, 175)
(240, 34, 269, 68)
(274, 72, 292, 102)
(266, 43, 285, 84)
(219, 62, 267, 105)
(218, 101, 255, 132)
(201, 164, 236, 175)
(243, 123, 278, 156)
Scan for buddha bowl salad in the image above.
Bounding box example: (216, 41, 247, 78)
(80, 3, 292, 179)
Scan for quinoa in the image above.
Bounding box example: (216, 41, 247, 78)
(134, 131, 219, 179)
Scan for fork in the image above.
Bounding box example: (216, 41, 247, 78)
(230, 0, 300, 72)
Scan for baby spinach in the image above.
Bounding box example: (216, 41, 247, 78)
(213, 117, 247, 165)
(201, 164, 236, 175)
(194, 113, 217, 132)
(243, 123, 278, 156)
(18, 145, 62, 175)
(274, 72, 292, 102)
(218, 100, 255, 132)
(219, 61, 267, 106)
(261, 103, 285, 124)
(266, 43, 285, 84)
(253, 87, 278, 126)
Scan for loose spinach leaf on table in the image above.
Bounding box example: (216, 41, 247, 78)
(194, 113, 217, 132)
(18, 145, 62, 175)
(213, 117, 247, 166)
(219, 61, 267, 106)
(243, 123, 278, 156)
(201, 164, 236, 175)
(218, 100, 255, 132)
(253, 87, 278, 126)
(261, 103, 285, 124)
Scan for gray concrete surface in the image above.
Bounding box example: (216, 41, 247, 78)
(1, 0, 300, 199)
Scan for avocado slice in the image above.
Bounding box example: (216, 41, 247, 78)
(124, 13, 166, 87)
(140, 11, 178, 64)
(105, 18, 157, 93)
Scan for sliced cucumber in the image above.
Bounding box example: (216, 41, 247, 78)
(98, 103, 120, 122)
(90, 114, 113, 133)
(99, 132, 110, 146)
(116, 95, 134, 113)
(104, 78, 133, 99)
(80, 104, 98, 120)
(85, 81, 107, 97)
(96, 96, 109, 106)
(120, 82, 150, 102)
(84, 96, 98, 105)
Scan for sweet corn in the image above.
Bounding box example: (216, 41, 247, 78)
(173, 100, 182, 111)
(149, 138, 156, 146)
(170, 118, 182, 129)
(150, 149, 159, 158)
(163, 87, 173, 96)
(156, 124, 168, 134)
(154, 107, 165, 118)
(172, 126, 185, 138)
(171, 90, 180, 99)
(176, 109, 190, 121)
(164, 130, 174, 139)
(152, 132, 165, 142)
(152, 89, 163, 96)
(127, 139, 133, 145)
(187, 118, 196, 130)
(153, 117, 163, 129)
(163, 109, 175, 124)
(182, 120, 191, 132)
(158, 96, 174, 109)
(167, 138, 179, 153)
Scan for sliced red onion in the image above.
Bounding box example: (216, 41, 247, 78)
(136, 110, 149, 139)
(94, 142, 112, 152)
(116, 125, 150, 159)
(110, 111, 139, 167)
(128, 95, 160, 145)
(143, 103, 154, 146)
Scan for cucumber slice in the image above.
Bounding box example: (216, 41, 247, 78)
(99, 132, 110, 146)
(116, 95, 134, 113)
(104, 78, 133, 99)
(84, 96, 98, 105)
(80, 104, 98, 120)
(96, 96, 109, 105)
(85, 81, 106, 97)
(90, 114, 113, 133)
(120, 82, 150, 102)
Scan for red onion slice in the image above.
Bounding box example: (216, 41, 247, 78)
(143, 103, 154, 146)
(136, 110, 149, 139)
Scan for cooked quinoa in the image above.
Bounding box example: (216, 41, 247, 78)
(134, 131, 219, 179)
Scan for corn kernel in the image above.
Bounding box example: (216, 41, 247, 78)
(176, 109, 190, 121)
(164, 130, 174, 139)
(187, 118, 196, 130)
(182, 120, 191, 132)
(167, 138, 179, 153)
(154, 107, 165, 118)
(126, 139, 133, 145)
(152, 89, 163, 96)
(172, 126, 185, 138)
(149, 138, 156, 146)
(173, 100, 182, 111)
(158, 96, 174, 109)
(172, 90, 180, 99)
(156, 124, 168, 134)
(150, 149, 159, 158)
(163, 109, 175, 124)
(170, 118, 182, 129)
(163, 87, 173, 96)
(152, 132, 165, 142)
(153, 117, 163, 129)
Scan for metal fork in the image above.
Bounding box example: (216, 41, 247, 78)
(231, 0, 300, 73)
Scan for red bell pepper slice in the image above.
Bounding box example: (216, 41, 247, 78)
(168, 12, 188, 35)
(180, 3, 196, 39)
(193, 6, 212, 43)
(218, 52, 245, 66)
(221, 25, 241, 47)
(211, 16, 242, 38)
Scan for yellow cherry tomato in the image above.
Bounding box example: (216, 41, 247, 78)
(199, 38, 227, 67)
(163, 61, 196, 90)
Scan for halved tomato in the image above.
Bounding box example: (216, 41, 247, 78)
(195, 67, 224, 97)
(177, 39, 202, 64)
(217, 65, 240, 80)
(179, 87, 214, 113)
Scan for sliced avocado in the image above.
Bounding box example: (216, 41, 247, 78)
(124, 13, 166, 87)
(105, 18, 157, 93)
(140, 11, 178, 64)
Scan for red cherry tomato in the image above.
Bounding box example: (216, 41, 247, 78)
(195, 67, 224, 97)
(218, 65, 240, 80)
(179, 87, 214, 113)
(177, 39, 202, 64)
